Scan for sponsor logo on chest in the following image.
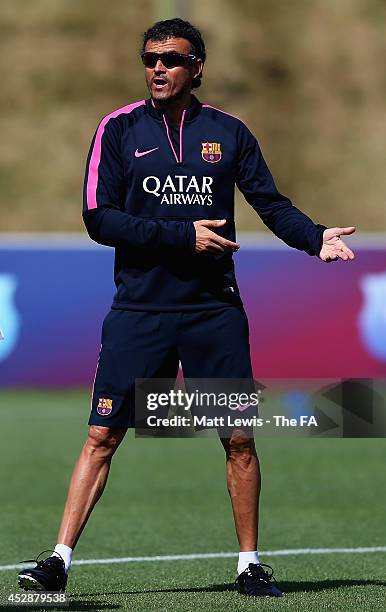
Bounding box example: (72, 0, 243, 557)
(143, 175, 213, 206)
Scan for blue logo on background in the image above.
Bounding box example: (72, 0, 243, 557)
(0, 274, 21, 362)
(358, 272, 386, 362)
(282, 390, 313, 419)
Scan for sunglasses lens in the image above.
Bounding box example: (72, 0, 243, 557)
(142, 53, 157, 67)
(162, 53, 184, 68)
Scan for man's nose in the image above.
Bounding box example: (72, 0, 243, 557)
(154, 59, 166, 72)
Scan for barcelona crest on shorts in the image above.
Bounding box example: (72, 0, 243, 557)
(202, 142, 222, 163)
(97, 398, 113, 416)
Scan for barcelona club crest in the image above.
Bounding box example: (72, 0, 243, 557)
(201, 142, 222, 163)
(97, 398, 113, 416)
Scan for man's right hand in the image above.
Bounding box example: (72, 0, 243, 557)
(193, 219, 240, 254)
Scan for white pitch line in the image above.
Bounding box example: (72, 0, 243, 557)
(1, 546, 386, 572)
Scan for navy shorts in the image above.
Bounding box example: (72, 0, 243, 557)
(89, 306, 254, 429)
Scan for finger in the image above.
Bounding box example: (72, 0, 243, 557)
(222, 238, 240, 250)
(320, 250, 338, 262)
(335, 226, 356, 236)
(207, 240, 224, 252)
(336, 241, 355, 260)
(341, 246, 355, 260)
(327, 246, 355, 262)
(325, 246, 347, 261)
(198, 219, 226, 228)
(206, 246, 223, 254)
(196, 244, 222, 254)
(219, 242, 240, 251)
(211, 235, 240, 250)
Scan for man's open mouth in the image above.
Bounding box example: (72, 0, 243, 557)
(153, 78, 168, 89)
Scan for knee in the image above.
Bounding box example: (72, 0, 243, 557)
(224, 430, 257, 465)
(84, 426, 125, 460)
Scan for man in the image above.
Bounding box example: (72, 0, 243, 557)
(17, 18, 355, 598)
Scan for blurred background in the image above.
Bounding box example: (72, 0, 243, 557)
(1, 3, 386, 607)
(1, 0, 386, 231)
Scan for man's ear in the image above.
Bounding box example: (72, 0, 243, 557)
(193, 59, 203, 80)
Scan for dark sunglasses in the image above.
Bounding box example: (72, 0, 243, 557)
(141, 51, 196, 69)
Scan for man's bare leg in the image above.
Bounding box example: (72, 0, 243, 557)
(57, 425, 127, 549)
(220, 428, 260, 553)
(17, 425, 126, 590)
(220, 429, 283, 597)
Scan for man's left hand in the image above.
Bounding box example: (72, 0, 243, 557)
(319, 226, 356, 262)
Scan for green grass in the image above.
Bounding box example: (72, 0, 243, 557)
(0, 390, 385, 610)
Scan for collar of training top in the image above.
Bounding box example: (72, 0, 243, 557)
(145, 94, 202, 124)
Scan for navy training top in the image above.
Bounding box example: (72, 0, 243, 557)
(83, 95, 327, 312)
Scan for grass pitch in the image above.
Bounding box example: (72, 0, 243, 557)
(0, 390, 385, 611)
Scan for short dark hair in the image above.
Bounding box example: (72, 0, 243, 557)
(141, 18, 206, 89)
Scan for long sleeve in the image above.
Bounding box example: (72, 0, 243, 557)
(82, 118, 195, 252)
(236, 124, 326, 256)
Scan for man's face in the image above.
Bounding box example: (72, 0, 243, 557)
(143, 37, 202, 103)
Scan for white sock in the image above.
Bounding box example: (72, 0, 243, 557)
(52, 544, 73, 574)
(237, 550, 260, 575)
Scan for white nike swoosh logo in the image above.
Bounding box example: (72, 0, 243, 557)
(135, 147, 159, 158)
